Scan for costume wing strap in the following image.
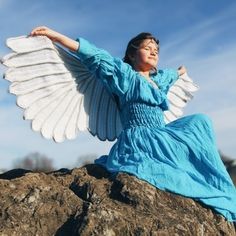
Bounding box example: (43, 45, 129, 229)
(2, 36, 121, 142)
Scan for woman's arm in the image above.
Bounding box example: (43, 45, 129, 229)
(31, 26, 134, 96)
(30, 26, 79, 52)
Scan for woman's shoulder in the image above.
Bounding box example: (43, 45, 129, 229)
(156, 68, 177, 76)
(113, 58, 136, 78)
(152, 69, 169, 81)
(152, 68, 178, 88)
(154, 68, 178, 79)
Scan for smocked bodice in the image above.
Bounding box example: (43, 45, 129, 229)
(120, 102, 165, 129)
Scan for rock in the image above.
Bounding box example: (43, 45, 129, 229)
(0, 164, 235, 236)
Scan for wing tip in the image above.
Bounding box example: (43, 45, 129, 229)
(53, 135, 65, 143)
(6, 35, 27, 50)
(88, 127, 118, 142)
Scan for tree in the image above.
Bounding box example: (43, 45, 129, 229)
(13, 152, 55, 172)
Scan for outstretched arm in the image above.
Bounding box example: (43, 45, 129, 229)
(31, 26, 134, 97)
(30, 26, 79, 52)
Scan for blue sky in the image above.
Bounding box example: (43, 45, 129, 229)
(0, 0, 236, 170)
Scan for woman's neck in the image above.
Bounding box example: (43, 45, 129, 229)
(138, 70, 150, 79)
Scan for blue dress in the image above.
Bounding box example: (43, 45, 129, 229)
(76, 38, 236, 222)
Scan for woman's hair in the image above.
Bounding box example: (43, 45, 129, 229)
(123, 32, 159, 68)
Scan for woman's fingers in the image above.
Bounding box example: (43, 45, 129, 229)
(178, 66, 187, 75)
(30, 26, 48, 36)
(30, 26, 60, 42)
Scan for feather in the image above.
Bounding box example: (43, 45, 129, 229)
(6, 36, 54, 53)
(40, 88, 77, 140)
(5, 63, 68, 82)
(96, 88, 110, 141)
(53, 90, 79, 142)
(88, 80, 104, 136)
(65, 95, 82, 140)
(164, 72, 199, 123)
(2, 35, 120, 141)
(10, 74, 73, 95)
(106, 97, 117, 141)
(24, 83, 74, 120)
(17, 82, 74, 109)
(2, 49, 62, 67)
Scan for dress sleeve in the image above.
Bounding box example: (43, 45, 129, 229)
(158, 68, 179, 94)
(75, 37, 135, 96)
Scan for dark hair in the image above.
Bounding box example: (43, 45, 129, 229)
(123, 32, 159, 68)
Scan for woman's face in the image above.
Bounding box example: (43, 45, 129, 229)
(131, 39, 159, 72)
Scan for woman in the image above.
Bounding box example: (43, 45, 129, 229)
(30, 26, 236, 222)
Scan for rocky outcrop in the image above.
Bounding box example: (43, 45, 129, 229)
(0, 164, 235, 236)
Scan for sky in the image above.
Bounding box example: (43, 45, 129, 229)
(0, 0, 236, 171)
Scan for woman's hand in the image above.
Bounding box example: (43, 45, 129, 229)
(30, 26, 62, 42)
(30, 26, 79, 52)
(178, 66, 187, 76)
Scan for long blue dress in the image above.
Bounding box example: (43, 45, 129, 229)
(76, 38, 236, 222)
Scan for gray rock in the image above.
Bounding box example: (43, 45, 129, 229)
(0, 164, 235, 236)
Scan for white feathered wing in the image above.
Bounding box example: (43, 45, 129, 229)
(1, 35, 198, 142)
(164, 73, 199, 123)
